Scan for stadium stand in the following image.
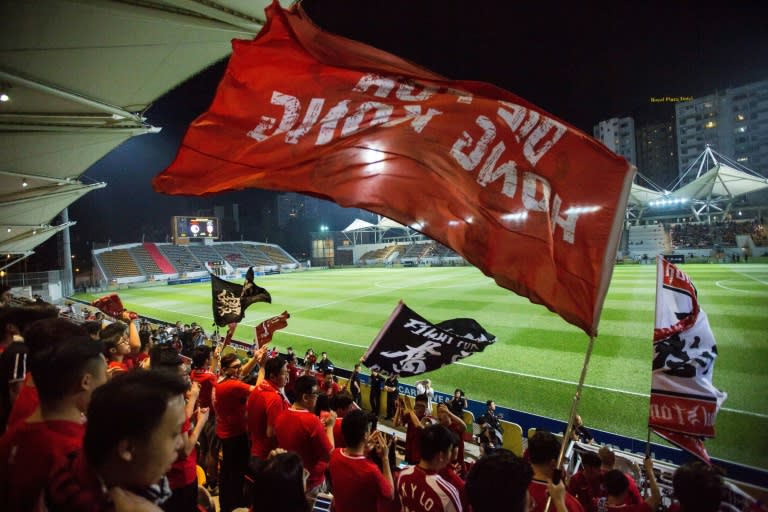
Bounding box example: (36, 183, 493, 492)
(142, 243, 175, 274)
(128, 246, 162, 275)
(214, 243, 249, 268)
(156, 244, 204, 273)
(237, 243, 274, 266)
(626, 224, 669, 258)
(187, 244, 223, 267)
(259, 243, 298, 265)
(97, 249, 143, 279)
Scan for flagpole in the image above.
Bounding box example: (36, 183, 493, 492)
(543, 334, 597, 512)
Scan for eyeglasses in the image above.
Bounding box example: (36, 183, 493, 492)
(228, 363, 242, 370)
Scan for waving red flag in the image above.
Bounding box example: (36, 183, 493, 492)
(154, 1, 634, 335)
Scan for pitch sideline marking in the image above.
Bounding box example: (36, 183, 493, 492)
(729, 267, 768, 286)
(133, 307, 767, 420)
(714, 280, 768, 295)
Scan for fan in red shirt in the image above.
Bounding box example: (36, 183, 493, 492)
(0, 329, 107, 512)
(398, 393, 435, 465)
(213, 351, 259, 512)
(149, 344, 211, 512)
(329, 409, 393, 512)
(100, 322, 135, 378)
(189, 345, 221, 491)
(436, 403, 468, 475)
(568, 451, 604, 511)
(320, 370, 340, 396)
(667, 461, 723, 512)
(328, 391, 358, 449)
(275, 374, 336, 493)
(594, 458, 660, 512)
(46, 370, 188, 512)
(246, 355, 290, 466)
(396, 424, 463, 512)
(527, 431, 585, 512)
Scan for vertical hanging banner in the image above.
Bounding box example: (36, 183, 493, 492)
(154, 1, 635, 336)
(649, 256, 727, 463)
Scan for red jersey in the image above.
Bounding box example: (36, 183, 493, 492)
(274, 407, 332, 490)
(397, 465, 462, 512)
(213, 378, 251, 439)
(246, 380, 289, 458)
(0, 419, 86, 512)
(47, 450, 112, 512)
(166, 416, 197, 489)
(329, 448, 392, 512)
(404, 414, 434, 465)
(6, 379, 38, 430)
(107, 360, 129, 374)
(333, 417, 345, 448)
(568, 470, 604, 510)
(438, 465, 468, 511)
(190, 369, 218, 409)
(320, 380, 340, 396)
(530, 479, 585, 512)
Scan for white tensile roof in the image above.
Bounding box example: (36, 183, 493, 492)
(0, 0, 285, 259)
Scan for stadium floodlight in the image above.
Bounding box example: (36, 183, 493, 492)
(320, 225, 328, 232)
(0, 93, 8, 102)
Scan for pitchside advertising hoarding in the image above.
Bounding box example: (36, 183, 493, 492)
(172, 216, 220, 240)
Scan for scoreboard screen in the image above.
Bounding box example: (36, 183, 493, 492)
(173, 216, 219, 240)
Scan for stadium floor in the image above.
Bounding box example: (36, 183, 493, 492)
(78, 263, 768, 470)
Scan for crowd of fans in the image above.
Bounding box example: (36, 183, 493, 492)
(0, 287, 735, 511)
(669, 218, 765, 250)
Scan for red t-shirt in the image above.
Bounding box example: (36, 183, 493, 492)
(274, 407, 332, 490)
(404, 414, 433, 464)
(329, 448, 392, 512)
(568, 470, 604, 510)
(439, 465, 468, 511)
(167, 416, 197, 489)
(0, 419, 86, 512)
(396, 465, 462, 512)
(446, 421, 465, 467)
(530, 479, 585, 512)
(213, 379, 252, 439)
(320, 380, 340, 396)
(6, 379, 38, 430)
(246, 380, 289, 458)
(190, 369, 218, 409)
(333, 417, 345, 448)
(47, 450, 112, 512)
(107, 360, 130, 375)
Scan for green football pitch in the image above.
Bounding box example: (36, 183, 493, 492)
(78, 263, 768, 469)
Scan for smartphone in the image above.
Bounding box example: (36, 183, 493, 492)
(312, 492, 333, 512)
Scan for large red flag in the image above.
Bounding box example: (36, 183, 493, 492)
(154, 2, 634, 335)
(649, 256, 727, 464)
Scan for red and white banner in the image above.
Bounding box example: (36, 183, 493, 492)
(153, 1, 635, 336)
(255, 310, 290, 348)
(650, 256, 727, 463)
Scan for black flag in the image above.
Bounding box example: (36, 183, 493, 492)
(362, 301, 496, 377)
(211, 267, 271, 326)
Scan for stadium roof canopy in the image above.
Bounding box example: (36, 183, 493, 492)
(0, 0, 281, 268)
(629, 147, 767, 221)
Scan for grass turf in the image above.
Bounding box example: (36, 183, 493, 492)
(77, 263, 768, 469)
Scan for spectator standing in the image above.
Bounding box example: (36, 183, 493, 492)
(189, 345, 220, 493)
(527, 431, 584, 512)
(570, 415, 594, 445)
(320, 370, 341, 397)
(46, 370, 188, 511)
(369, 367, 384, 417)
(213, 352, 259, 512)
(447, 389, 467, 419)
(246, 355, 290, 470)
(399, 394, 435, 465)
(568, 451, 604, 511)
(0, 334, 107, 512)
(317, 351, 335, 373)
(598, 446, 642, 505)
(436, 403, 467, 474)
(384, 372, 399, 420)
(415, 379, 435, 411)
(669, 461, 723, 512)
(329, 410, 394, 512)
(596, 458, 660, 512)
(396, 424, 463, 512)
(346, 363, 363, 405)
(275, 374, 336, 495)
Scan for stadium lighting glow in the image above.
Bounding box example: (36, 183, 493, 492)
(501, 211, 528, 222)
(564, 206, 600, 215)
(319, 225, 328, 232)
(21, 179, 28, 188)
(0, 93, 8, 102)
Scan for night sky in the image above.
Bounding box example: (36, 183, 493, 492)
(36, 1, 768, 270)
